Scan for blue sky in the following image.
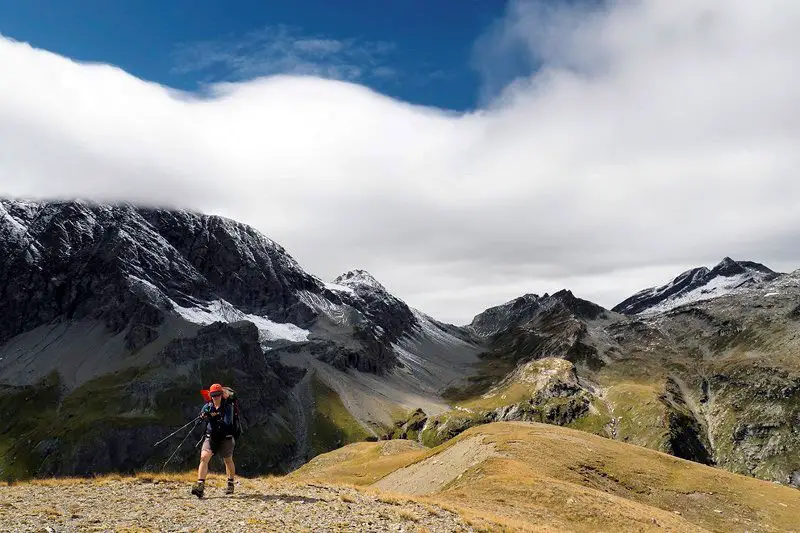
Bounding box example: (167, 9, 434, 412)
(0, 0, 517, 110)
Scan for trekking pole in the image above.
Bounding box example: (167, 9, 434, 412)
(162, 418, 201, 471)
(153, 416, 201, 447)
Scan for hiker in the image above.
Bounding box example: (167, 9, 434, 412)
(191, 383, 238, 498)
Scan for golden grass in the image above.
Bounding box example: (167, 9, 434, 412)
(14, 421, 800, 532)
(293, 421, 800, 532)
(286, 439, 429, 486)
(397, 509, 421, 522)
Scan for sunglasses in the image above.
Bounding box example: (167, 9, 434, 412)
(210, 392, 222, 398)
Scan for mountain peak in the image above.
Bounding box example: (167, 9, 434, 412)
(613, 257, 779, 316)
(333, 269, 387, 292)
(548, 289, 607, 320)
(711, 257, 747, 277)
(468, 293, 543, 337)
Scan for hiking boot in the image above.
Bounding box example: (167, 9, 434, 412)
(191, 481, 205, 499)
(225, 480, 235, 495)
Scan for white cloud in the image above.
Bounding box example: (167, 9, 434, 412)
(2, 0, 800, 324)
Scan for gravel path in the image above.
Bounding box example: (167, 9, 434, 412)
(0, 478, 473, 532)
(375, 437, 497, 495)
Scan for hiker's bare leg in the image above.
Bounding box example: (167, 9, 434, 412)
(223, 456, 235, 480)
(198, 450, 212, 480)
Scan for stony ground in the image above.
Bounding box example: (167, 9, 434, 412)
(0, 477, 474, 532)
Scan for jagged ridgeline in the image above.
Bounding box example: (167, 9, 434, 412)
(1, 199, 798, 489)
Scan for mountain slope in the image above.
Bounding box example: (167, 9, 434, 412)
(613, 257, 779, 316)
(292, 421, 800, 532)
(416, 267, 800, 488)
(0, 198, 484, 479)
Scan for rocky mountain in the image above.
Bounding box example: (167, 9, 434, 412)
(0, 198, 483, 480)
(612, 257, 780, 316)
(406, 260, 799, 488)
(467, 293, 543, 337)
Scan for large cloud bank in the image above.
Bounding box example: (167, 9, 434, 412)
(1, 0, 799, 323)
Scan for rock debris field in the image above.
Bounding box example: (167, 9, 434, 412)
(0, 478, 474, 532)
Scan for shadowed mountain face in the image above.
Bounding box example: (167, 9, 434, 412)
(0, 199, 433, 385)
(0, 200, 326, 358)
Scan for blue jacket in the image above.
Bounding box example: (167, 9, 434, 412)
(200, 399, 235, 440)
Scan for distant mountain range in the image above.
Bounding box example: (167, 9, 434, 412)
(1, 198, 798, 489)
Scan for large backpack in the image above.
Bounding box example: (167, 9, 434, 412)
(224, 387, 243, 439)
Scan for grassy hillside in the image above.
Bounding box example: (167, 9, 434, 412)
(310, 375, 372, 455)
(291, 421, 800, 532)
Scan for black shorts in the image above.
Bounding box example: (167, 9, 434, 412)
(202, 437, 235, 458)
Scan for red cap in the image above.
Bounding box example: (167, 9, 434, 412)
(209, 383, 224, 393)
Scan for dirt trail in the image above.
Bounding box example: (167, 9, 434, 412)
(0, 478, 472, 532)
(374, 437, 498, 495)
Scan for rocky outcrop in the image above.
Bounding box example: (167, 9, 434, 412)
(468, 290, 607, 339)
(384, 408, 428, 441)
(333, 270, 418, 341)
(480, 292, 608, 373)
(411, 359, 595, 447)
(659, 377, 713, 465)
(468, 293, 543, 337)
(704, 363, 800, 486)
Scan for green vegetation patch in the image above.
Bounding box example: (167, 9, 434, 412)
(0, 372, 62, 481)
(59, 366, 158, 438)
(310, 375, 370, 456)
(568, 397, 613, 435)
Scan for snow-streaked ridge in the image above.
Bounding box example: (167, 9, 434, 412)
(626, 259, 778, 317)
(170, 297, 310, 344)
(637, 273, 756, 316)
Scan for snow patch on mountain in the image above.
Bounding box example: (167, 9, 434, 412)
(637, 272, 755, 316)
(617, 258, 778, 316)
(324, 282, 357, 296)
(0, 203, 27, 239)
(171, 298, 310, 343)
